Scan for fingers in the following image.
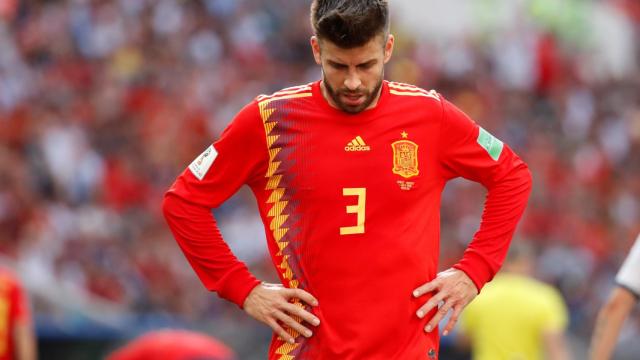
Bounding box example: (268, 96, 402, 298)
(282, 302, 321, 327)
(413, 269, 478, 335)
(244, 284, 320, 344)
(274, 310, 314, 339)
(416, 289, 447, 319)
(267, 318, 295, 345)
(413, 279, 439, 298)
(441, 304, 463, 336)
(263, 302, 317, 345)
(424, 300, 452, 333)
(286, 288, 319, 307)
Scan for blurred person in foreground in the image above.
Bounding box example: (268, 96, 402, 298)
(590, 234, 640, 359)
(107, 329, 235, 360)
(0, 269, 36, 360)
(163, 0, 532, 358)
(458, 242, 571, 360)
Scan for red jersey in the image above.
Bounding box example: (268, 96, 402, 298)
(0, 269, 31, 360)
(163, 81, 532, 359)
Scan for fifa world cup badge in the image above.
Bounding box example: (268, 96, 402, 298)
(391, 138, 419, 179)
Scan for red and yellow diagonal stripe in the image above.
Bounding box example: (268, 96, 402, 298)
(258, 93, 311, 358)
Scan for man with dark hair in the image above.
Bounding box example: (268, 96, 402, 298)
(163, 0, 532, 358)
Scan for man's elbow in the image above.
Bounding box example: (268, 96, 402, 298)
(524, 163, 533, 183)
(162, 192, 180, 223)
(600, 287, 636, 317)
(522, 164, 533, 195)
(506, 161, 532, 197)
(600, 296, 618, 317)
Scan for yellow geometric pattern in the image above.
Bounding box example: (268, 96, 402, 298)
(258, 92, 312, 358)
(388, 82, 441, 102)
(256, 84, 312, 102)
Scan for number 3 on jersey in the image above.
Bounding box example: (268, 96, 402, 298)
(340, 188, 366, 235)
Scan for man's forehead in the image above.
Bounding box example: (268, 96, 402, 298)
(320, 37, 385, 63)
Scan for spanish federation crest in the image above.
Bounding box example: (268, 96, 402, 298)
(391, 140, 419, 178)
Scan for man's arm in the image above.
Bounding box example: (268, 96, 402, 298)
(414, 98, 532, 334)
(543, 330, 570, 360)
(13, 321, 36, 360)
(543, 286, 572, 360)
(589, 287, 637, 360)
(590, 236, 640, 359)
(163, 102, 319, 343)
(11, 278, 36, 360)
(162, 102, 267, 306)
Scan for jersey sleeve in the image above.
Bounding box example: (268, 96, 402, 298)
(615, 234, 640, 298)
(162, 101, 267, 308)
(438, 98, 532, 291)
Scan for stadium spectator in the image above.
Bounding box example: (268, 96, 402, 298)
(458, 242, 571, 360)
(0, 269, 36, 360)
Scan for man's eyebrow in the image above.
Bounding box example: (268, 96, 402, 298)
(358, 59, 377, 66)
(327, 59, 347, 67)
(326, 59, 377, 67)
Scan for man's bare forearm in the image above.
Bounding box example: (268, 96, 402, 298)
(14, 322, 36, 360)
(589, 287, 636, 360)
(544, 331, 571, 360)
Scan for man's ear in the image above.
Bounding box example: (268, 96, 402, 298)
(310, 36, 322, 65)
(383, 34, 394, 64)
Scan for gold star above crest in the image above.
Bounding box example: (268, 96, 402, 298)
(401, 131, 408, 138)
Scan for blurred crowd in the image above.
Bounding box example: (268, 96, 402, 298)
(0, 0, 639, 356)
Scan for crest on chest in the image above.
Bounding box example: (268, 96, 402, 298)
(391, 139, 419, 179)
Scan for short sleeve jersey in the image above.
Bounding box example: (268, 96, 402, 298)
(616, 234, 640, 298)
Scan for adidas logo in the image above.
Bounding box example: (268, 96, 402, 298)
(345, 136, 371, 152)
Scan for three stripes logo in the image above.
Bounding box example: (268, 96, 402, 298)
(345, 136, 371, 152)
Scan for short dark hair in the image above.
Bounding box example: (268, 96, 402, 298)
(311, 0, 390, 49)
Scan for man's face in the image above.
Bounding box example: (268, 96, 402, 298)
(311, 34, 394, 114)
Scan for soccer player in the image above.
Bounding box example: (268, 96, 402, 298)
(0, 268, 36, 360)
(162, 0, 532, 358)
(590, 234, 640, 359)
(458, 242, 571, 360)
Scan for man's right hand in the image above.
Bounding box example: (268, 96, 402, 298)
(243, 283, 320, 344)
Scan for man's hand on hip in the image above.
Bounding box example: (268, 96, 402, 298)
(243, 283, 320, 344)
(413, 268, 478, 336)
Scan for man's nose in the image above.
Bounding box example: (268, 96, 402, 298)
(344, 72, 362, 91)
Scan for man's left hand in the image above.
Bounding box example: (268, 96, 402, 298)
(413, 268, 478, 336)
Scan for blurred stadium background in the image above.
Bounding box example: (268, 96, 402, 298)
(0, 0, 639, 358)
